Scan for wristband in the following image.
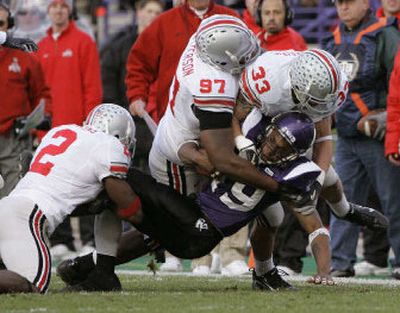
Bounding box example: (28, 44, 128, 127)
(309, 227, 330, 245)
(118, 197, 141, 218)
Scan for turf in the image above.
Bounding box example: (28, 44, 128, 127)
(1, 274, 400, 313)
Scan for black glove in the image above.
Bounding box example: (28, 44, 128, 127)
(278, 181, 321, 207)
(3, 36, 38, 52)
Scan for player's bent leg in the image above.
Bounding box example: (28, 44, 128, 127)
(0, 198, 51, 294)
(0, 270, 39, 294)
(250, 204, 294, 291)
(321, 167, 388, 230)
(57, 229, 153, 287)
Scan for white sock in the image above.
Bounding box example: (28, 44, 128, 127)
(327, 194, 350, 217)
(255, 257, 274, 276)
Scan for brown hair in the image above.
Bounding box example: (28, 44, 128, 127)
(135, 0, 165, 11)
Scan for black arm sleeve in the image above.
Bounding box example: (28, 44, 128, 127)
(194, 107, 232, 131)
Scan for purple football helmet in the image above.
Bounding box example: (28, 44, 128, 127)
(260, 111, 316, 165)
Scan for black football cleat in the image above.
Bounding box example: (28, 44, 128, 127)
(64, 267, 122, 292)
(251, 268, 295, 291)
(344, 203, 389, 231)
(57, 255, 94, 286)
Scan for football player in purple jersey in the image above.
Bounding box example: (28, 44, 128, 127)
(58, 111, 334, 291)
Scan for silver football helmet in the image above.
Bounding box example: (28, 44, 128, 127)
(195, 15, 261, 75)
(289, 49, 344, 119)
(84, 103, 136, 151)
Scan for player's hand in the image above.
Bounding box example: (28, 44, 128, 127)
(307, 274, 335, 286)
(388, 154, 400, 166)
(195, 148, 215, 176)
(278, 182, 320, 207)
(129, 99, 146, 117)
(0, 173, 4, 190)
(3, 36, 38, 52)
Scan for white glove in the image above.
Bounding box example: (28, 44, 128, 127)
(365, 111, 387, 141)
(129, 99, 146, 117)
(0, 174, 4, 190)
(235, 135, 258, 164)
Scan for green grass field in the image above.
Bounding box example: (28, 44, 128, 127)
(1, 274, 400, 313)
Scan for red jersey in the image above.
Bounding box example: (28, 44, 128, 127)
(0, 47, 50, 134)
(37, 22, 102, 127)
(125, 1, 239, 119)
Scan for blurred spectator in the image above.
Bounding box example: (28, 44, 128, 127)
(37, 0, 102, 261)
(376, 0, 400, 22)
(126, 0, 239, 121)
(242, 0, 261, 34)
(322, 0, 400, 277)
(101, 0, 164, 172)
(351, 0, 400, 276)
(12, 0, 49, 43)
(252, 0, 307, 50)
(386, 46, 400, 166)
(0, 1, 50, 198)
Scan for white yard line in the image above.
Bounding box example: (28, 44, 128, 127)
(115, 269, 400, 286)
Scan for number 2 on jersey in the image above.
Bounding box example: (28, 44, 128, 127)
(30, 129, 77, 176)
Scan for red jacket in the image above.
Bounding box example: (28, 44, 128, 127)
(0, 47, 51, 134)
(257, 27, 307, 51)
(125, 1, 239, 119)
(385, 48, 400, 156)
(242, 9, 262, 35)
(37, 22, 102, 127)
(376, 7, 400, 28)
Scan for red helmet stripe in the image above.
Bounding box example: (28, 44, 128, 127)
(197, 19, 246, 35)
(309, 49, 338, 93)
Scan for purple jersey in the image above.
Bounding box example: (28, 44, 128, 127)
(198, 157, 320, 236)
(198, 112, 320, 236)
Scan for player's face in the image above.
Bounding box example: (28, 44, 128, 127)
(48, 2, 70, 29)
(260, 127, 294, 164)
(260, 0, 286, 34)
(0, 8, 9, 31)
(381, 0, 400, 15)
(335, 0, 369, 29)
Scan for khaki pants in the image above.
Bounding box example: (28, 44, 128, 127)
(191, 225, 248, 269)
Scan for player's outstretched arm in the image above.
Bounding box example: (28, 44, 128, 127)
(286, 202, 334, 286)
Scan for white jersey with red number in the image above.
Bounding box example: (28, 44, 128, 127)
(10, 124, 130, 233)
(241, 50, 300, 117)
(241, 50, 348, 122)
(152, 35, 239, 165)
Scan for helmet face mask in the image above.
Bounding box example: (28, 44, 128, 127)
(195, 15, 261, 75)
(258, 111, 316, 165)
(84, 103, 136, 153)
(289, 49, 343, 119)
